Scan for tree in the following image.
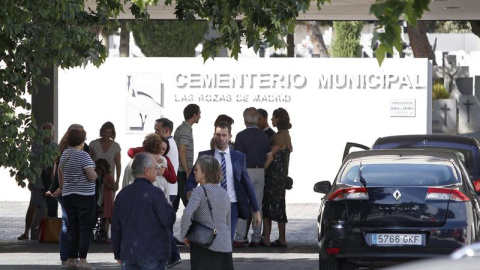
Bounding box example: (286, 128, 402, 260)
(131, 20, 208, 57)
(161, 0, 429, 64)
(119, 22, 131, 57)
(305, 21, 330, 58)
(0, 0, 126, 186)
(369, 0, 430, 65)
(331, 21, 364, 57)
(0, 0, 432, 187)
(407, 21, 437, 65)
(471, 21, 480, 38)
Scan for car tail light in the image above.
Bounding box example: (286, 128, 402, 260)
(327, 187, 369, 201)
(426, 188, 470, 202)
(326, 248, 340, 255)
(473, 179, 480, 192)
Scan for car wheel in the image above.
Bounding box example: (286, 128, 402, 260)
(319, 256, 339, 270)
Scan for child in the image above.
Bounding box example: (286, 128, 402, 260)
(95, 158, 114, 243)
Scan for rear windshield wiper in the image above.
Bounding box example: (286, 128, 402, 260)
(359, 162, 367, 187)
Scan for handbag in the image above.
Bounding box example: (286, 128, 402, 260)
(186, 186, 217, 248)
(285, 176, 293, 190)
(39, 217, 62, 243)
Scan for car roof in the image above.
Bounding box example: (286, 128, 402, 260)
(345, 148, 462, 162)
(374, 134, 477, 146)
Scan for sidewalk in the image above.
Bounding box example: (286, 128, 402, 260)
(0, 202, 320, 269)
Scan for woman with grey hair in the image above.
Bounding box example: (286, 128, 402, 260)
(180, 155, 233, 270)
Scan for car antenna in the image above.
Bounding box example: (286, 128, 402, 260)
(359, 161, 367, 187)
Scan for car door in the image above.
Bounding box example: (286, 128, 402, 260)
(342, 142, 370, 161)
(459, 161, 480, 240)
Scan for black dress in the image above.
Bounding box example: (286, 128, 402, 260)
(262, 130, 291, 223)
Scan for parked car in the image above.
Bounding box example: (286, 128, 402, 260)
(384, 243, 480, 270)
(314, 149, 480, 270)
(343, 134, 480, 193)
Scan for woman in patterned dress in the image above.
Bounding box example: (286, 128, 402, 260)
(89, 121, 122, 191)
(89, 121, 121, 242)
(180, 155, 233, 270)
(262, 108, 293, 247)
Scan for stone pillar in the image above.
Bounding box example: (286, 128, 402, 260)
(31, 66, 57, 140)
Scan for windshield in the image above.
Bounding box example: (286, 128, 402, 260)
(340, 157, 461, 187)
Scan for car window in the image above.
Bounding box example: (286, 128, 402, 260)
(340, 158, 460, 187)
(457, 159, 476, 193)
(398, 146, 473, 169)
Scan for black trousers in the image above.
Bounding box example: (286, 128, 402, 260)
(63, 194, 96, 259)
(172, 171, 188, 212)
(190, 243, 234, 270)
(46, 196, 58, 218)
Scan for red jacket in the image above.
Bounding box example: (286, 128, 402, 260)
(127, 147, 177, 184)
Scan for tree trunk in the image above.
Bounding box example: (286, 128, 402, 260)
(119, 24, 130, 57)
(470, 21, 480, 39)
(287, 34, 294, 57)
(306, 21, 329, 57)
(407, 21, 437, 66)
(99, 30, 109, 49)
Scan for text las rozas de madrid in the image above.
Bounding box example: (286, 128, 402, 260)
(174, 72, 426, 103)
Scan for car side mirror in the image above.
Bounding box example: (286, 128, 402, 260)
(314, 181, 332, 194)
(474, 179, 480, 193)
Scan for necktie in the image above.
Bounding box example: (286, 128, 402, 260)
(220, 152, 227, 190)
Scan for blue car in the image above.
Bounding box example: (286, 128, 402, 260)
(314, 149, 480, 270)
(343, 134, 480, 193)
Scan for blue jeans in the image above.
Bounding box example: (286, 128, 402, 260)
(169, 229, 180, 261)
(122, 259, 166, 270)
(63, 194, 96, 259)
(230, 203, 238, 241)
(167, 195, 180, 261)
(57, 196, 68, 262)
(169, 195, 177, 207)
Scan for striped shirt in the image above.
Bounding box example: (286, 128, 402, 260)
(59, 147, 96, 196)
(173, 121, 194, 172)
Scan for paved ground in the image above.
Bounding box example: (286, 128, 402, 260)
(0, 202, 320, 270)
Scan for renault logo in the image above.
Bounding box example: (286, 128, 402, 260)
(393, 190, 402, 201)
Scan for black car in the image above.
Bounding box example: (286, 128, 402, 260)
(385, 243, 480, 270)
(314, 149, 480, 270)
(343, 134, 480, 193)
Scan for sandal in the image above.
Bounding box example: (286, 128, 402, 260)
(17, 234, 29, 240)
(259, 240, 271, 247)
(271, 240, 287, 248)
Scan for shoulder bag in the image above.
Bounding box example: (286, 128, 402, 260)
(186, 186, 217, 248)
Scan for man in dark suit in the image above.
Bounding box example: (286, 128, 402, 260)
(186, 121, 261, 241)
(113, 152, 175, 269)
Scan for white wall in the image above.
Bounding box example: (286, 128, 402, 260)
(0, 58, 432, 203)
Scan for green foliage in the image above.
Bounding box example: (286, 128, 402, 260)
(370, 0, 430, 65)
(425, 21, 472, 33)
(0, 0, 122, 187)
(131, 20, 208, 57)
(432, 80, 449, 99)
(131, 0, 429, 64)
(159, 0, 332, 61)
(331, 21, 364, 58)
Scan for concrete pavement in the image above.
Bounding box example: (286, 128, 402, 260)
(0, 202, 320, 269)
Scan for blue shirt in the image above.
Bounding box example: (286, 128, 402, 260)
(234, 126, 272, 167)
(112, 178, 175, 261)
